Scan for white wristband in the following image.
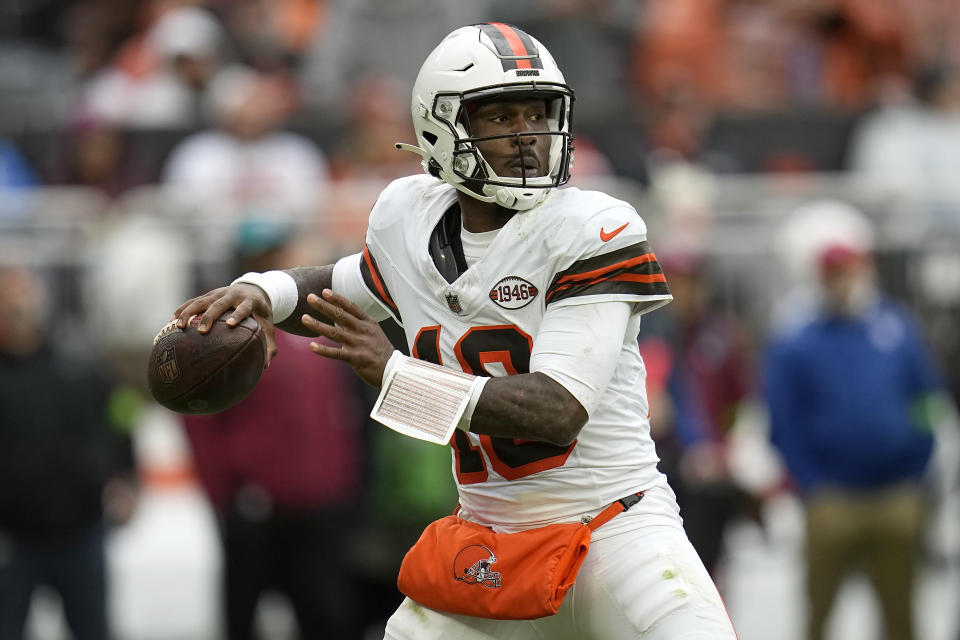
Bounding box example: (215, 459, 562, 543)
(456, 372, 487, 432)
(372, 350, 488, 444)
(231, 270, 299, 323)
(380, 349, 407, 387)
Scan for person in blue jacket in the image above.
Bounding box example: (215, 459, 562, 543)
(764, 239, 946, 640)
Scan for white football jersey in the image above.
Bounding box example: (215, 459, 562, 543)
(342, 175, 674, 528)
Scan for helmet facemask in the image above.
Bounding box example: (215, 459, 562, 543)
(400, 23, 576, 210)
(435, 87, 574, 206)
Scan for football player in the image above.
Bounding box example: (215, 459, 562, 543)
(173, 23, 738, 640)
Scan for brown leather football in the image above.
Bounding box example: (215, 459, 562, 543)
(147, 312, 266, 414)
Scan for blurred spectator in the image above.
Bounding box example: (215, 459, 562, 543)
(81, 4, 226, 129)
(633, 0, 729, 161)
(634, 0, 725, 107)
(224, 0, 328, 70)
(847, 62, 960, 199)
(162, 64, 329, 219)
(633, 1, 797, 163)
(764, 215, 947, 640)
(61, 0, 143, 81)
(632, 0, 914, 169)
(50, 115, 151, 198)
(298, 0, 489, 121)
(637, 246, 758, 578)
(777, 0, 910, 109)
(0, 139, 38, 220)
(566, 135, 616, 181)
(0, 264, 137, 640)
(0, 140, 38, 190)
(328, 73, 422, 183)
(896, 0, 960, 73)
(83, 209, 195, 392)
(637, 0, 910, 113)
(181, 220, 367, 640)
(646, 159, 719, 243)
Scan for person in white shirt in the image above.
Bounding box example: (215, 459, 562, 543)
(163, 64, 329, 220)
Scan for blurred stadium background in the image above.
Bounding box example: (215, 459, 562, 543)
(2, 0, 960, 638)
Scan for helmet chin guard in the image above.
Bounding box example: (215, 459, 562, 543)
(397, 23, 575, 211)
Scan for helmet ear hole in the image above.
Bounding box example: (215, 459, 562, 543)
(422, 131, 438, 146)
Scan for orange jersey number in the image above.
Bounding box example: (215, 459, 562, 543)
(413, 325, 576, 484)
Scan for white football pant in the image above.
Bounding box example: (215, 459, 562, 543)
(384, 515, 738, 640)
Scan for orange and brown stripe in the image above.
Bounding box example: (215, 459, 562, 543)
(477, 23, 544, 71)
(360, 245, 401, 321)
(546, 242, 670, 304)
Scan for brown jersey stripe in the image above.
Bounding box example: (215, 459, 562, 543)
(546, 242, 669, 303)
(546, 277, 671, 304)
(554, 252, 659, 285)
(551, 242, 664, 283)
(360, 245, 400, 319)
(555, 241, 657, 275)
(548, 271, 668, 296)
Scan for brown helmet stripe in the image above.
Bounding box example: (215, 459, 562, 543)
(478, 23, 544, 71)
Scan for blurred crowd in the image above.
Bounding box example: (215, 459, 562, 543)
(1, 0, 960, 191)
(2, 1, 960, 639)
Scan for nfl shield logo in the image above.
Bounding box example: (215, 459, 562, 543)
(157, 346, 180, 384)
(445, 293, 463, 314)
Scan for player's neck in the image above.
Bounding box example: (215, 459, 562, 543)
(457, 193, 516, 233)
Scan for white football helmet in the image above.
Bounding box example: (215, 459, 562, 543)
(396, 23, 575, 211)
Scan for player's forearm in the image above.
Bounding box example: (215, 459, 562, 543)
(275, 265, 336, 335)
(468, 372, 588, 446)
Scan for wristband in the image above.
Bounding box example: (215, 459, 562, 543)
(231, 270, 299, 323)
(457, 373, 487, 432)
(372, 350, 488, 444)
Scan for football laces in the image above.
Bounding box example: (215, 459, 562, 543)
(152, 318, 184, 346)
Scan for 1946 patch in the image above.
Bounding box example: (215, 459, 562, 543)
(489, 276, 539, 310)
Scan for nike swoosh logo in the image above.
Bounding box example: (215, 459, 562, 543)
(600, 222, 629, 242)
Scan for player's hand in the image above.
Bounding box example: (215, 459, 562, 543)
(172, 284, 279, 366)
(301, 288, 395, 387)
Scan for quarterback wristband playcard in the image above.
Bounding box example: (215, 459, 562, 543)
(371, 354, 485, 444)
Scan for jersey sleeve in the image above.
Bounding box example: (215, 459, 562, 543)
(331, 251, 395, 323)
(530, 300, 632, 415)
(331, 178, 420, 326)
(545, 204, 672, 315)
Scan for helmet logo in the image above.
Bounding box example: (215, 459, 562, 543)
(489, 276, 539, 310)
(453, 544, 502, 588)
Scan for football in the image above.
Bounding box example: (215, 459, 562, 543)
(147, 312, 266, 414)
